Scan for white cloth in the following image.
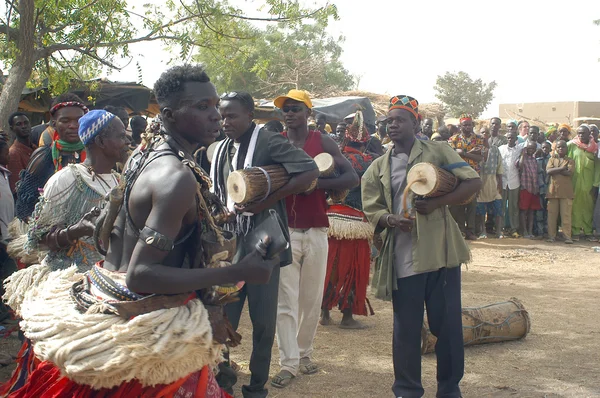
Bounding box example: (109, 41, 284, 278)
(498, 144, 523, 190)
(276, 227, 328, 375)
(0, 166, 14, 240)
(210, 124, 261, 212)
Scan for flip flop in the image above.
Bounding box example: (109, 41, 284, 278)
(299, 359, 319, 375)
(271, 370, 295, 388)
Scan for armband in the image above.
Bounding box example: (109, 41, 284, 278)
(139, 226, 175, 251)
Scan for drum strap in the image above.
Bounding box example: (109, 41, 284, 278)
(441, 161, 469, 171)
(256, 167, 272, 202)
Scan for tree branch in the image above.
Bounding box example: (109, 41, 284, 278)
(0, 23, 19, 41)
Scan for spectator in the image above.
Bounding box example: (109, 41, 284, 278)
(499, 131, 522, 237)
(534, 142, 551, 237)
(517, 141, 541, 238)
(129, 115, 147, 147)
(489, 117, 507, 147)
(567, 125, 599, 241)
(7, 112, 37, 196)
(546, 140, 574, 244)
(517, 120, 530, 144)
(448, 114, 483, 240)
(476, 129, 504, 239)
(103, 105, 129, 130)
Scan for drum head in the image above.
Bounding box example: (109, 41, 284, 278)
(206, 141, 219, 164)
(407, 163, 438, 196)
(315, 152, 334, 173)
(227, 171, 247, 204)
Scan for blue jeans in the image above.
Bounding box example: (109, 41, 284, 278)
(392, 267, 464, 398)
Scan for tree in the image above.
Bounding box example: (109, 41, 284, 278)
(0, 0, 336, 133)
(195, 22, 354, 98)
(433, 71, 497, 119)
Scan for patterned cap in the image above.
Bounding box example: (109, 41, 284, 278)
(389, 95, 419, 119)
(78, 109, 116, 145)
(459, 113, 473, 123)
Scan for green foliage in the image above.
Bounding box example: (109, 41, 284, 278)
(0, 0, 336, 95)
(434, 71, 497, 119)
(194, 20, 354, 99)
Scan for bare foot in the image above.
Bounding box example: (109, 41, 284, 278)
(339, 318, 368, 329)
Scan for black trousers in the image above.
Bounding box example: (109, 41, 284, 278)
(392, 267, 464, 398)
(224, 264, 280, 398)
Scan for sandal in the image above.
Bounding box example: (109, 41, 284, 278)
(546, 238, 555, 243)
(299, 358, 319, 375)
(271, 370, 295, 388)
(586, 236, 599, 242)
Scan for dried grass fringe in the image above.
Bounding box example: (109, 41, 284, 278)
(327, 217, 374, 241)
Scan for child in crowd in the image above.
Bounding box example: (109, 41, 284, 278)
(546, 140, 574, 244)
(476, 129, 504, 239)
(517, 141, 541, 238)
(534, 142, 551, 237)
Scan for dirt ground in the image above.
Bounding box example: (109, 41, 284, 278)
(1, 238, 600, 397)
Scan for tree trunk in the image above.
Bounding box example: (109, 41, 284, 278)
(0, 0, 36, 137)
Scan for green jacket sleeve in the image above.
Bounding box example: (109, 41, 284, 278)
(440, 144, 480, 181)
(361, 160, 389, 234)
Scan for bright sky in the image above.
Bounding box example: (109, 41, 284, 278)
(109, 0, 600, 118)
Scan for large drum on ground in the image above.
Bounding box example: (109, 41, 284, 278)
(227, 165, 290, 205)
(421, 297, 531, 354)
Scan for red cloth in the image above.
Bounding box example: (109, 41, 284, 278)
(0, 340, 39, 396)
(6, 361, 231, 398)
(7, 140, 37, 193)
(322, 204, 373, 316)
(283, 130, 329, 228)
(519, 189, 542, 211)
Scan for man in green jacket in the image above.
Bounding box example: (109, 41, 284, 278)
(361, 95, 481, 398)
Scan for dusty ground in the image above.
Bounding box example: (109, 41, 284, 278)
(2, 238, 600, 397)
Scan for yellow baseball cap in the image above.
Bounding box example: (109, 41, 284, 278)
(274, 89, 313, 109)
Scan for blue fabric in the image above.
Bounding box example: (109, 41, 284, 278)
(476, 200, 503, 216)
(442, 161, 469, 171)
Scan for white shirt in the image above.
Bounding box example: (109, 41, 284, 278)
(498, 144, 523, 190)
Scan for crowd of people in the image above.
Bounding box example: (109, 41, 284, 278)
(0, 63, 597, 398)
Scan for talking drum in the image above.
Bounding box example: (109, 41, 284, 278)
(421, 297, 531, 354)
(403, 162, 474, 217)
(315, 152, 336, 177)
(227, 165, 290, 205)
(304, 152, 337, 195)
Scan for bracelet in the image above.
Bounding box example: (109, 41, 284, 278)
(385, 214, 395, 228)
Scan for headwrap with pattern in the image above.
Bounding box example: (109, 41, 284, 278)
(50, 101, 89, 116)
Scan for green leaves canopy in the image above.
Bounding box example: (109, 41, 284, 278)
(434, 71, 497, 119)
(194, 21, 355, 99)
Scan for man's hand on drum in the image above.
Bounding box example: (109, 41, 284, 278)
(414, 197, 441, 215)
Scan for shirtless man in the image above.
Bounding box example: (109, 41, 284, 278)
(104, 65, 273, 291)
